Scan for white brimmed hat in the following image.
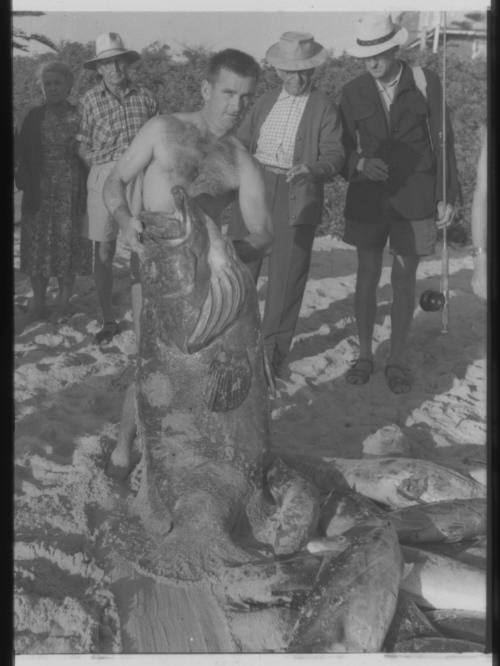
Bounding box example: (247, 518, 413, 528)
(348, 14, 408, 58)
(265, 32, 328, 71)
(84, 32, 140, 69)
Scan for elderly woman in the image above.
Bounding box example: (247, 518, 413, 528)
(16, 61, 92, 321)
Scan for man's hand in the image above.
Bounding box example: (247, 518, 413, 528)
(436, 201, 455, 229)
(286, 163, 312, 185)
(361, 157, 389, 182)
(123, 216, 145, 257)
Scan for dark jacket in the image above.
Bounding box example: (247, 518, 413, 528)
(340, 62, 459, 222)
(238, 87, 344, 226)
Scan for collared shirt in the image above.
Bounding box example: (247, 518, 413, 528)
(76, 80, 158, 165)
(254, 88, 310, 169)
(375, 63, 403, 115)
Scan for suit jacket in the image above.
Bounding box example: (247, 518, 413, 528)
(340, 62, 460, 222)
(237, 87, 344, 226)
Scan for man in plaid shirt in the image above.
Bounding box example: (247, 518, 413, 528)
(77, 33, 158, 345)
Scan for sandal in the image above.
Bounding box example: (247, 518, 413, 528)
(385, 364, 413, 394)
(346, 358, 374, 385)
(94, 321, 120, 345)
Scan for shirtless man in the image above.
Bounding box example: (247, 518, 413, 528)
(102, 49, 273, 478)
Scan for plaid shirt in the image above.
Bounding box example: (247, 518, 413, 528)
(76, 80, 158, 165)
(254, 89, 309, 169)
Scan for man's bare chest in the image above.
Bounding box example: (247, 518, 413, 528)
(163, 128, 240, 197)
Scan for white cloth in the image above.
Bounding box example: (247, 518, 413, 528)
(254, 89, 309, 169)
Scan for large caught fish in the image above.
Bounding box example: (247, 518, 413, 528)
(388, 498, 486, 544)
(287, 522, 403, 652)
(323, 457, 486, 508)
(123, 186, 271, 582)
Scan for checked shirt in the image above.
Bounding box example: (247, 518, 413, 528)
(254, 89, 309, 169)
(77, 80, 158, 165)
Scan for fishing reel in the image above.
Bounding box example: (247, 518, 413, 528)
(419, 289, 446, 312)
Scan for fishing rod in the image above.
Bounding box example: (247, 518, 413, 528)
(440, 11, 449, 334)
(419, 11, 450, 334)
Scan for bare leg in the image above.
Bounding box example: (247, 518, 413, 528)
(108, 382, 138, 478)
(55, 274, 75, 314)
(29, 275, 49, 319)
(94, 240, 117, 323)
(388, 254, 420, 365)
(108, 281, 141, 479)
(384, 253, 420, 394)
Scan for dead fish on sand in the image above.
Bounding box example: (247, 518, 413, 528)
(115, 187, 272, 582)
(287, 522, 402, 652)
(400, 544, 486, 612)
(425, 609, 486, 645)
(388, 498, 486, 544)
(323, 457, 485, 508)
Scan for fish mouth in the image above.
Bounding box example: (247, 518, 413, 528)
(141, 186, 193, 247)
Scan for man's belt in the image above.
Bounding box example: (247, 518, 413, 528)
(261, 164, 289, 175)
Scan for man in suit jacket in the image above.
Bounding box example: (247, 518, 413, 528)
(340, 13, 459, 393)
(229, 32, 344, 381)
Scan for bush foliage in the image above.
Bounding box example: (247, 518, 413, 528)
(13, 41, 486, 240)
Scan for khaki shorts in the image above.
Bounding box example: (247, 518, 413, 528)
(82, 162, 143, 243)
(344, 216, 437, 257)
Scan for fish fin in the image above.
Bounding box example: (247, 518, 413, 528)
(205, 349, 252, 412)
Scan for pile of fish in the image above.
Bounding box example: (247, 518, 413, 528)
(240, 454, 487, 653)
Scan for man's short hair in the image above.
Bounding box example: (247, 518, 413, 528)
(206, 49, 260, 83)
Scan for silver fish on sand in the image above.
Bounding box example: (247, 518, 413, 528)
(323, 457, 486, 508)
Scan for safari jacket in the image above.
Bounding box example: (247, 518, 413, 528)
(340, 62, 460, 222)
(237, 87, 344, 226)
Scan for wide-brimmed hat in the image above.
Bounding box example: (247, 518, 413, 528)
(84, 32, 140, 69)
(265, 32, 328, 71)
(348, 14, 408, 58)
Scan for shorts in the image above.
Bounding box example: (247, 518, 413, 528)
(343, 216, 437, 257)
(82, 161, 144, 243)
(82, 162, 119, 242)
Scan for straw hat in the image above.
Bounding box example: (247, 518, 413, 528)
(265, 32, 328, 71)
(348, 14, 408, 58)
(84, 32, 140, 69)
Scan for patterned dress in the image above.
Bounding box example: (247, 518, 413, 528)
(20, 105, 92, 278)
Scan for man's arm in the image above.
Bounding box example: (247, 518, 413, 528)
(230, 147, 273, 262)
(102, 117, 160, 253)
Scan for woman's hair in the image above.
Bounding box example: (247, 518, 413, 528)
(38, 61, 74, 89)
